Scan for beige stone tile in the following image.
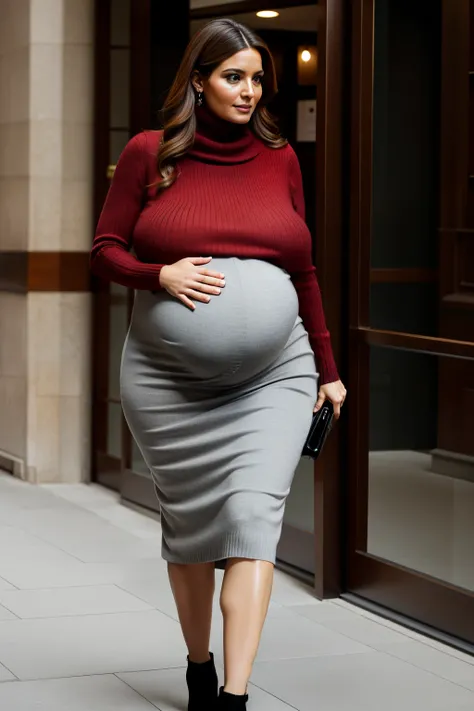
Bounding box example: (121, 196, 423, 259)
(58, 396, 91, 483)
(62, 122, 93, 180)
(0, 122, 29, 177)
(0, 178, 29, 250)
(29, 119, 62, 178)
(0, 0, 30, 54)
(27, 293, 61, 397)
(31, 395, 60, 483)
(30, 0, 63, 44)
(0, 293, 27, 377)
(64, 0, 94, 44)
(30, 43, 63, 122)
(0, 376, 27, 460)
(60, 179, 93, 250)
(0, 47, 29, 124)
(28, 177, 62, 250)
(63, 44, 93, 124)
(59, 293, 91, 397)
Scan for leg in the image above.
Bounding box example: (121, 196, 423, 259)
(168, 561, 216, 662)
(220, 558, 274, 695)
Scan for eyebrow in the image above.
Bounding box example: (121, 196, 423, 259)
(222, 68, 264, 74)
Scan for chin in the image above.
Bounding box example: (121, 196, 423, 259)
(228, 111, 252, 125)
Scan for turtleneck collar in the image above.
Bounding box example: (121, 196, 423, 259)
(189, 104, 262, 165)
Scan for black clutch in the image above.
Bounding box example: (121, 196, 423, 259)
(302, 401, 334, 460)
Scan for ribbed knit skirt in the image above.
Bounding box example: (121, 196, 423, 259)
(120, 258, 318, 565)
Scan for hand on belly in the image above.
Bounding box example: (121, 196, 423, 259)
(158, 256, 226, 310)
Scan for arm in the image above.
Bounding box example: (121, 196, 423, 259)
(90, 132, 165, 290)
(288, 147, 340, 385)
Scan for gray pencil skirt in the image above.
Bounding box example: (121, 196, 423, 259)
(120, 258, 318, 565)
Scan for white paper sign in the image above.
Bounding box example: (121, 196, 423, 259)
(296, 100, 317, 142)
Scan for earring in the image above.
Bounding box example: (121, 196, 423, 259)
(197, 91, 203, 107)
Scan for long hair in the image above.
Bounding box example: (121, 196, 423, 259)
(156, 18, 287, 193)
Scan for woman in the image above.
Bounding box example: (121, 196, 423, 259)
(91, 17, 346, 711)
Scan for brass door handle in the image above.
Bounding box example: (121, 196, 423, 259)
(107, 164, 116, 180)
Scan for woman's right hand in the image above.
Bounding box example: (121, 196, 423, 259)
(159, 257, 226, 311)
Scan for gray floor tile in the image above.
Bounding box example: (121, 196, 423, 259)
(0, 557, 166, 590)
(211, 613, 372, 666)
(0, 662, 16, 682)
(270, 570, 319, 607)
(4, 509, 160, 563)
(251, 653, 474, 711)
(0, 577, 15, 591)
(0, 674, 158, 709)
(379, 640, 474, 691)
(0, 584, 153, 618)
(0, 610, 186, 680)
(320, 614, 414, 648)
(118, 667, 297, 711)
(0, 604, 17, 620)
(116, 575, 180, 621)
(292, 601, 366, 624)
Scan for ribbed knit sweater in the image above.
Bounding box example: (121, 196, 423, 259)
(91, 107, 339, 384)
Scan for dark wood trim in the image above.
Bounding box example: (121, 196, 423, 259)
(121, 468, 160, 514)
(130, 0, 151, 133)
(277, 523, 316, 574)
(0, 252, 91, 292)
(313, 0, 346, 599)
(355, 326, 474, 360)
(349, 553, 474, 645)
(370, 268, 438, 284)
(190, 0, 319, 20)
(91, 0, 112, 485)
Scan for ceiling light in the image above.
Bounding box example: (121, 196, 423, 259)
(301, 50, 312, 62)
(256, 10, 280, 19)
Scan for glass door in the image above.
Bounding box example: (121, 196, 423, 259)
(347, 0, 474, 645)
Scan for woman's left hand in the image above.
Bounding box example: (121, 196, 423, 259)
(314, 380, 347, 419)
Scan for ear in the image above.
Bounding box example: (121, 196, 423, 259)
(191, 70, 204, 93)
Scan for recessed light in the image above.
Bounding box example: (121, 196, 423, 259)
(256, 10, 280, 19)
(301, 50, 312, 62)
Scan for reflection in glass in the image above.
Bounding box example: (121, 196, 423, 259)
(370, 0, 440, 334)
(367, 346, 474, 592)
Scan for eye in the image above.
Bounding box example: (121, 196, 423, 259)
(226, 73, 241, 84)
(253, 75, 263, 85)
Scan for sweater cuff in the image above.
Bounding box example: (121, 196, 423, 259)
(310, 333, 340, 385)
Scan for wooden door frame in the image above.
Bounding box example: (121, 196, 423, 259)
(346, 0, 474, 645)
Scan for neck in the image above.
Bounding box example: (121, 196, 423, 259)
(189, 104, 262, 165)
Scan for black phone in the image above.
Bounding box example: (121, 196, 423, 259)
(302, 401, 334, 460)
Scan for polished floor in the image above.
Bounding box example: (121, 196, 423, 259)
(0, 471, 473, 710)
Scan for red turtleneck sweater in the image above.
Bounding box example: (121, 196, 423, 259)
(91, 108, 339, 384)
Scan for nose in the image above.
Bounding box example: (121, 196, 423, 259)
(241, 79, 255, 99)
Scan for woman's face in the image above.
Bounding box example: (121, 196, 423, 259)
(194, 48, 264, 124)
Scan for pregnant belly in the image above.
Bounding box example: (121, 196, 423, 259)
(131, 258, 299, 381)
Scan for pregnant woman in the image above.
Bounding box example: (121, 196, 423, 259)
(91, 18, 346, 711)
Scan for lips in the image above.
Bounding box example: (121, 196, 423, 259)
(234, 105, 252, 111)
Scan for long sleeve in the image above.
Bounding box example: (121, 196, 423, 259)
(90, 132, 165, 290)
(288, 148, 340, 385)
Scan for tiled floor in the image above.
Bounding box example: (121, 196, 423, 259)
(0, 471, 473, 710)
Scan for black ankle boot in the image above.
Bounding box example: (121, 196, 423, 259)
(186, 652, 219, 710)
(217, 687, 249, 709)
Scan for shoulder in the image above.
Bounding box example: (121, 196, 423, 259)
(119, 130, 163, 163)
(260, 140, 298, 168)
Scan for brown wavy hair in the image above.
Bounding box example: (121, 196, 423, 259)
(156, 18, 287, 193)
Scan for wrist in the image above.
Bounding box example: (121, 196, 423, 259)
(158, 265, 168, 288)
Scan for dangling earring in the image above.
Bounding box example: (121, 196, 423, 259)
(197, 91, 203, 107)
